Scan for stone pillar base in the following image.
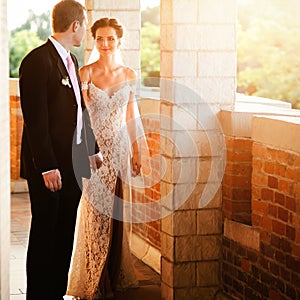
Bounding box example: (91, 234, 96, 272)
(11, 179, 28, 194)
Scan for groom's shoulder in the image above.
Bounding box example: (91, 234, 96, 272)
(21, 40, 52, 64)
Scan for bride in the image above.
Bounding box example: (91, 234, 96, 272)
(66, 17, 142, 299)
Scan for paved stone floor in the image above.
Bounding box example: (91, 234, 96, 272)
(10, 192, 161, 300)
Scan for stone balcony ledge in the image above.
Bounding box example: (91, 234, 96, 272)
(219, 92, 300, 138)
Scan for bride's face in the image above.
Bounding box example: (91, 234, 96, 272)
(94, 26, 120, 56)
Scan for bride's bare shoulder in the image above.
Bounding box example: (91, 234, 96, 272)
(123, 66, 137, 81)
(79, 63, 98, 82)
(79, 64, 90, 81)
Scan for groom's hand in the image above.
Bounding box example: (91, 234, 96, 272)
(42, 169, 62, 192)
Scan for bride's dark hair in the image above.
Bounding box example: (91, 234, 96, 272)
(91, 17, 124, 39)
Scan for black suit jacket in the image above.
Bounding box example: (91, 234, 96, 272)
(19, 39, 98, 180)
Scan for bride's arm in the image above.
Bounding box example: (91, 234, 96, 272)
(79, 65, 102, 169)
(79, 65, 90, 104)
(126, 68, 141, 176)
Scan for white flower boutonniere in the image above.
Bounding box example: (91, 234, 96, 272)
(62, 76, 71, 88)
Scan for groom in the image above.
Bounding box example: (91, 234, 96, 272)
(19, 1, 101, 299)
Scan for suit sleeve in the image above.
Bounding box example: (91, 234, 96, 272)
(19, 49, 58, 173)
(82, 108, 99, 156)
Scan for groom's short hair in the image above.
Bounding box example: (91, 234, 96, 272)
(52, 0, 86, 33)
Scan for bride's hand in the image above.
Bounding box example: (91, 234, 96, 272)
(131, 152, 141, 177)
(89, 152, 103, 171)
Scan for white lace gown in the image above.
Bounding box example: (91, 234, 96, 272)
(66, 82, 138, 299)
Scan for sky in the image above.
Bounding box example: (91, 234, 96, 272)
(7, 0, 160, 30)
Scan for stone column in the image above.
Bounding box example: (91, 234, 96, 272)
(160, 0, 237, 299)
(84, 0, 141, 73)
(0, 0, 10, 298)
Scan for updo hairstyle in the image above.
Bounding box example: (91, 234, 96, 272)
(91, 17, 124, 39)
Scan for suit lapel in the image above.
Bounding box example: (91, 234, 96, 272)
(46, 40, 68, 77)
(46, 39, 84, 107)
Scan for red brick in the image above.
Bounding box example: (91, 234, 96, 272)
(292, 244, 300, 257)
(252, 172, 268, 187)
(222, 185, 232, 198)
(269, 289, 281, 300)
(252, 158, 263, 172)
(287, 152, 297, 166)
(266, 148, 279, 161)
(223, 198, 233, 211)
(294, 183, 300, 200)
(252, 142, 266, 157)
(296, 231, 300, 244)
(274, 192, 285, 206)
(225, 136, 234, 149)
(286, 197, 296, 213)
(262, 216, 272, 231)
(275, 164, 286, 177)
(278, 207, 289, 222)
(272, 220, 285, 236)
(233, 138, 253, 150)
(268, 204, 277, 218)
(241, 258, 250, 272)
(274, 250, 285, 265)
(278, 179, 292, 195)
(295, 156, 300, 168)
(286, 167, 297, 181)
(263, 161, 275, 175)
(268, 176, 278, 189)
(276, 150, 289, 165)
(227, 151, 252, 163)
(252, 185, 261, 200)
(260, 230, 271, 243)
(286, 225, 296, 241)
(252, 199, 267, 214)
(293, 214, 300, 230)
(252, 213, 262, 227)
(232, 188, 251, 201)
(261, 188, 273, 202)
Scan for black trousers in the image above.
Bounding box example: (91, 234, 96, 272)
(25, 169, 81, 300)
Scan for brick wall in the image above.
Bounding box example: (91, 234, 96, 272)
(223, 136, 252, 224)
(132, 105, 161, 250)
(10, 94, 23, 180)
(222, 116, 300, 300)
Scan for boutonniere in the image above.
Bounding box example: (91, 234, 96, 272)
(62, 76, 71, 88)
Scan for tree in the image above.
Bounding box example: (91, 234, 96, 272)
(9, 30, 43, 78)
(11, 9, 51, 41)
(9, 10, 84, 78)
(141, 22, 160, 86)
(237, 0, 300, 109)
(141, 5, 160, 86)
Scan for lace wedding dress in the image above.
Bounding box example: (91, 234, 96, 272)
(66, 81, 138, 299)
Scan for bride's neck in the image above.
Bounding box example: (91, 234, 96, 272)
(97, 55, 119, 72)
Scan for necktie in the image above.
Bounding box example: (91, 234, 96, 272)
(66, 55, 82, 144)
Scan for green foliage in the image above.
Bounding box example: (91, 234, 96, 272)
(11, 10, 51, 41)
(141, 16, 160, 86)
(9, 30, 43, 78)
(9, 10, 84, 78)
(238, 0, 300, 109)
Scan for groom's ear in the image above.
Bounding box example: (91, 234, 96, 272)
(72, 20, 80, 32)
